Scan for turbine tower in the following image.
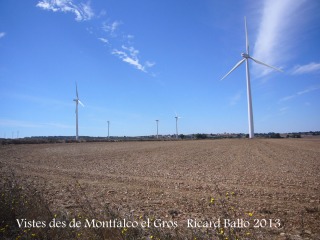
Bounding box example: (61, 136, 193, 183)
(221, 17, 282, 139)
(107, 120, 110, 139)
(73, 82, 84, 141)
(155, 120, 159, 139)
(175, 113, 181, 139)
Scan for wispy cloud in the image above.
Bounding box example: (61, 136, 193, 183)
(45, 122, 73, 129)
(112, 45, 155, 73)
(279, 95, 295, 102)
(297, 86, 320, 95)
(104, 27, 155, 72)
(305, 102, 311, 106)
(0, 118, 73, 129)
(253, 0, 307, 77)
(127, 35, 134, 40)
(291, 62, 320, 75)
(0, 32, 6, 39)
(36, 1, 155, 74)
(99, 19, 155, 73)
(8, 93, 74, 108)
(98, 37, 108, 44)
(102, 21, 121, 36)
(36, 0, 94, 21)
(145, 61, 155, 68)
(229, 91, 242, 106)
(279, 85, 320, 102)
(279, 107, 289, 115)
(0, 119, 42, 128)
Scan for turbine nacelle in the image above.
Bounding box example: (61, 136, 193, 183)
(241, 53, 250, 58)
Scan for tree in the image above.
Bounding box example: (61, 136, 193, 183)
(195, 134, 207, 139)
(179, 134, 185, 139)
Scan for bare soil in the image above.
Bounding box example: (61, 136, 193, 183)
(1, 138, 319, 239)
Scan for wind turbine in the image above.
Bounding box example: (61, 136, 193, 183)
(221, 17, 282, 139)
(175, 113, 182, 139)
(73, 82, 84, 141)
(155, 120, 159, 139)
(107, 120, 110, 139)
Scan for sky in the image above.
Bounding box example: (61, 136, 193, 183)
(0, 0, 320, 138)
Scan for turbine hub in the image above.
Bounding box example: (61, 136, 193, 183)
(241, 53, 249, 58)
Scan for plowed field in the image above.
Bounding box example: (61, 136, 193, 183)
(1, 138, 319, 239)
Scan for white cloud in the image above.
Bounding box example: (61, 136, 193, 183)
(8, 93, 74, 108)
(36, 0, 94, 21)
(98, 9, 107, 17)
(253, 0, 307, 77)
(145, 61, 155, 68)
(80, 2, 94, 20)
(96, 13, 154, 74)
(112, 45, 145, 72)
(102, 21, 121, 35)
(0, 118, 73, 129)
(291, 62, 320, 75)
(112, 49, 127, 58)
(279, 95, 295, 102)
(44, 122, 73, 129)
(279, 86, 320, 102)
(122, 45, 139, 56)
(297, 86, 320, 95)
(39, 2, 155, 74)
(98, 37, 108, 43)
(36, 1, 155, 74)
(0, 32, 6, 39)
(0, 119, 42, 128)
(229, 91, 242, 106)
(279, 107, 289, 115)
(305, 102, 311, 106)
(123, 57, 144, 71)
(111, 45, 155, 72)
(279, 107, 288, 111)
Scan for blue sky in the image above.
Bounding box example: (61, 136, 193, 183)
(0, 0, 320, 138)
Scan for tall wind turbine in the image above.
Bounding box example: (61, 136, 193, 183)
(221, 17, 282, 139)
(73, 83, 84, 141)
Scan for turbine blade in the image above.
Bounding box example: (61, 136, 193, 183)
(78, 100, 85, 107)
(249, 57, 283, 72)
(76, 82, 79, 99)
(220, 58, 246, 81)
(245, 16, 249, 54)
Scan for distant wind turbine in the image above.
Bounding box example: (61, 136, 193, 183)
(107, 120, 110, 139)
(175, 113, 182, 139)
(221, 17, 282, 139)
(73, 82, 84, 141)
(155, 120, 159, 139)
